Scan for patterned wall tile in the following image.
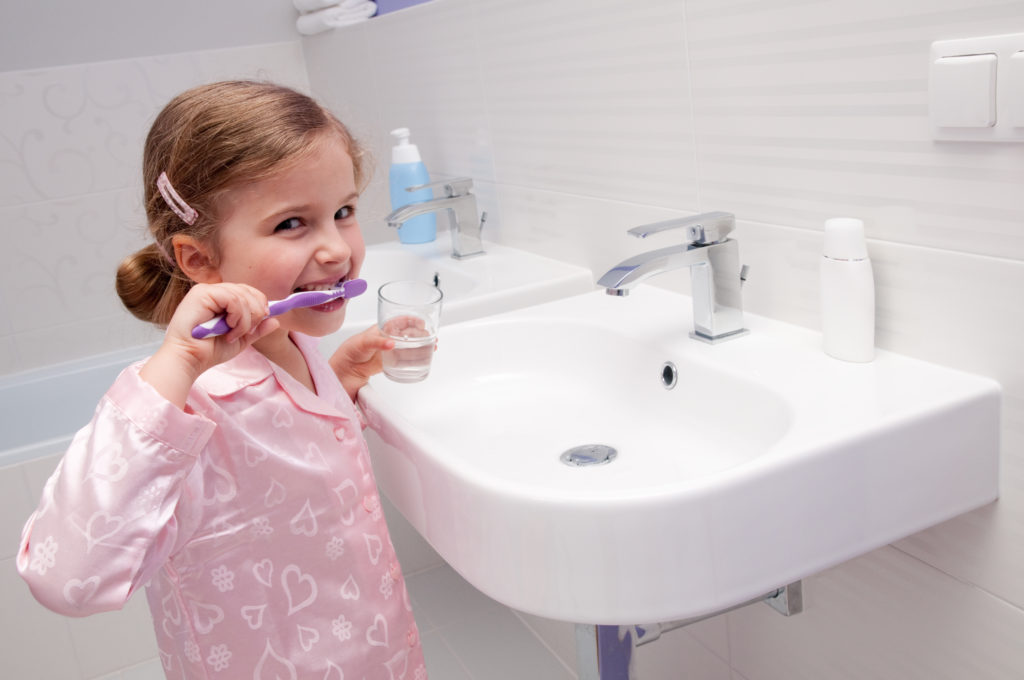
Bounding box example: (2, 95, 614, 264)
(0, 42, 309, 371)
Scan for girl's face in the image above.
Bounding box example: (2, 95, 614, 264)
(207, 134, 365, 340)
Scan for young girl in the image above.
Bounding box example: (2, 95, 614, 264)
(17, 80, 427, 680)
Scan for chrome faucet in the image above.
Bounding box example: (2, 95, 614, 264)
(597, 211, 749, 343)
(386, 177, 487, 259)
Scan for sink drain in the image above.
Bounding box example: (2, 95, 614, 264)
(560, 444, 618, 467)
(661, 361, 678, 390)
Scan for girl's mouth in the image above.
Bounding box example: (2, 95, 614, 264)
(294, 278, 352, 312)
(294, 279, 347, 293)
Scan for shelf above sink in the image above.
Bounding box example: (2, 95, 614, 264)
(359, 286, 1000, 625)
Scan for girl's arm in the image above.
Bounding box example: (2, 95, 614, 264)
(141, 282, 279, 408)
(16, 282, 274, 616)
(329, 326, 395, 401)
(17, 365, 216, 616)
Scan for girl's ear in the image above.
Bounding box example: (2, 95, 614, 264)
(172, 234, 221, 284)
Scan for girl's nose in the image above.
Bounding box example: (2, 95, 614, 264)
(316, 223, 352, 265)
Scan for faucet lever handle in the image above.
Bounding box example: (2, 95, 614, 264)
(628, 211, 735, 245)
(406, 177, 474, 198)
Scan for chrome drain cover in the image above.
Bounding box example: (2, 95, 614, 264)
(560, 444, 618, 467)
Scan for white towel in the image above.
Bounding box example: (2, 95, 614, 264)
(293, 0, 339, 13)
(296, 2, 377, 35)
(293, 0, 367, 12)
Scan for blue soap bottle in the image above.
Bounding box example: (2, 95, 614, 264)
(389, 127, 436, 244)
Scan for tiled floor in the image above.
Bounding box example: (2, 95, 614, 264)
(406, 564, 575, 680)
(94, 564, 575, 680)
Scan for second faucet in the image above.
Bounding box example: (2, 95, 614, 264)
(386, 178, 487, 259)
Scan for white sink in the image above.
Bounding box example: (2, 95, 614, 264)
(320, 239, 593, 353)
(359, 286, 1001, 624)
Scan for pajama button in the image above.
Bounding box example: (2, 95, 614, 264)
(389, 562, 401, 580)
(363, 495, 380, 514)
(407, 626, 419, 647)
(334, 427, 347, 440)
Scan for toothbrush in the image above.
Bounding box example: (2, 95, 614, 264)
(191, 278, 368, 339)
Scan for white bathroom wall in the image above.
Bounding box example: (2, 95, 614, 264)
(304, 0, 1024, 677)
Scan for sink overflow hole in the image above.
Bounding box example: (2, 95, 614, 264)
(661, 361, 678, 390)
(560, 444, 618, 467)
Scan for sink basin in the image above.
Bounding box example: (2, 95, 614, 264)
(320, 239, 593, 352)
(359, 286, 1000, 624)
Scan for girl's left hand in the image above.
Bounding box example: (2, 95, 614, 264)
(329, 326, 395, 401)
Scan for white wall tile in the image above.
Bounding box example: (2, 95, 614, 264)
(304, 0, 493, 246)
(368, 0, 495, 183)
(686, 0, 1024, 261)
(493, 182, 694, 285)
(0, 464, 34, 562)
(477, 0, 699, 211)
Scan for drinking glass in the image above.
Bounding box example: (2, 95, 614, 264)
(377, 280, 442, 383)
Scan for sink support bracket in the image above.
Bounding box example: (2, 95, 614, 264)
(574, 581, 802, 680)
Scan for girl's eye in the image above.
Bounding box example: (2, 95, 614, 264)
(274, 217, 302, 233)
(335, 205, 354, 220)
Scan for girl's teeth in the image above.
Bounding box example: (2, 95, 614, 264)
(297, 282, 342, 292)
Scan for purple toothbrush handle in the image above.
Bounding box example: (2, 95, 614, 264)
(190, 278, 367, 340)
(191, 316, 232, 339)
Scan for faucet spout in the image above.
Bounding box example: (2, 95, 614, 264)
(598, 212, 748, 343)
(597, 243, 710, 293)
(386, 178, 486, 259)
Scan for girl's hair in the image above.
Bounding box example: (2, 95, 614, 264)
(116, 80, 366, 325)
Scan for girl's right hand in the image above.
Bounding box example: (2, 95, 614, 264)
(140, 283, 280, 409)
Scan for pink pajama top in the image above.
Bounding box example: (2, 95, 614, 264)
(17, 333, 426, 680)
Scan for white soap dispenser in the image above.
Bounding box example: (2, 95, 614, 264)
(820, 217, 875, 362)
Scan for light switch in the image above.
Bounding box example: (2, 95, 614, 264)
(930, 33, 1024, 142)
(929, 54, 997, 128)
(1010, 51, 1024, 127)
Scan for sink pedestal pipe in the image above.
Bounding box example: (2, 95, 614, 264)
(574, 581, 802, 680)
